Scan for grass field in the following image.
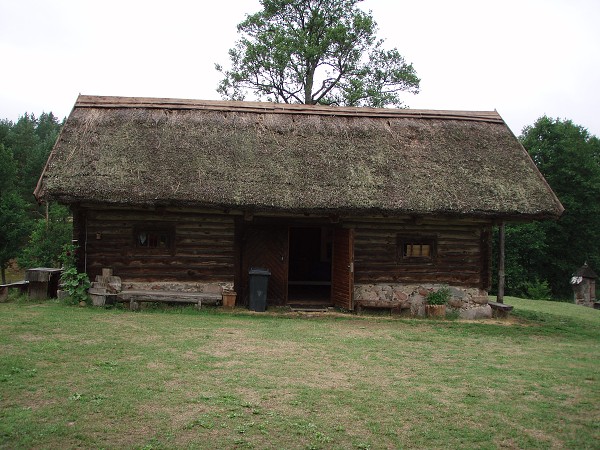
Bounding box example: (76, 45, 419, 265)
(0, 296, 598, 449)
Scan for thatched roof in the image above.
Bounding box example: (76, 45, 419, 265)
(35, 95, 564, 219)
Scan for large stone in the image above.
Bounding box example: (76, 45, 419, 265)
(410, 296, 426, 317)
(448, 298, 464, 309)
(459, 305, 492, 320)
(358, 289, 378, 301)
(471, 296, 489, 305)
(393, 290, 408, 302)
(449, 287, 467, 300)
(378, 285, 393, 301)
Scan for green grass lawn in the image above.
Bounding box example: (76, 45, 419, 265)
(0, 297, 598, 449)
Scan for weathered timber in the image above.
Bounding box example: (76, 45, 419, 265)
(117, 290, 222, 310)
(25, 268, 62, 299)
(351, 218, 489, 287)
(497, 222, 506, 303)
(76, 207, 235, 283)
(355, 299, 403, 315)
(0, 281, 29, 301)
(488, 300, 513, 318)
(331, 228, 354, 310)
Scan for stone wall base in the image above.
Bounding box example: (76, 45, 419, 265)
(354, 283, 491, 319)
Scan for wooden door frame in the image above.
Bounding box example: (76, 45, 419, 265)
(331, 227, 355, 310)
(237, 220, 355, 309)
(239, 223, 289, 306)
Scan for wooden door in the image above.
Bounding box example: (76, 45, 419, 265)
(331, 227, 354, 310)
(241, 226, 289, 306)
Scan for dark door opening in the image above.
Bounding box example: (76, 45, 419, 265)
(288, 227, 332, 305)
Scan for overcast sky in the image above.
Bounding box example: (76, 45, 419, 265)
(1, 0, 599, 137)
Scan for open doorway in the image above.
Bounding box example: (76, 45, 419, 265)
(288, 227, 332, 305)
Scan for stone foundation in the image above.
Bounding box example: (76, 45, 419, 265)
(354, 283, 492, 319)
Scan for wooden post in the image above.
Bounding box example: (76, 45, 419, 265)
(498, 221, 505, 304)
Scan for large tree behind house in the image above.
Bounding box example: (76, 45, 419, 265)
(216, 0, 420, 107)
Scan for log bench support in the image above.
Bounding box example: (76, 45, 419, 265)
(0, 281, 29, 301)
(488, 301, 513, 318)
(116, 290, 222, 311)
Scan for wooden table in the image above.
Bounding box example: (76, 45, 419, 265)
(25, 268, 62, 299)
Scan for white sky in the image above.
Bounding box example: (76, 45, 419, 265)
(1, 0, 599, 137)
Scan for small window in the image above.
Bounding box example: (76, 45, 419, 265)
(398, 235, 436, 263)
(134, 224, 175, 253)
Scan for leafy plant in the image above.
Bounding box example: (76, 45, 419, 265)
(59, 243, 90, 305)
(523, 278, 552, 300)
(60, 267, 90, 305)
(426, 286, 451, 305)
(18, 203, 72, 269)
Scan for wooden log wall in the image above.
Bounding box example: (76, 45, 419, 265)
(350, 217, 493, 289)
(76, 207, 235, 283)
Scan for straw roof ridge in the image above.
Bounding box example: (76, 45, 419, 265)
(76, 95, 504, 123)
(35, 95, 564, 220)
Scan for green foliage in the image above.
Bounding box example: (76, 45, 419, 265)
(522, 279, 552, 300)
(60, 267, 90, 305)
(426, 286, 450, 305)
(3, 113, 60, 199)
(18, 203, 72, 269)
(493, 223, 549, 298)
(58, 241, 77, 269)
(216, 0, 419, 107)
(0, 112, 63, 280)
(494, 116, 600, 300)
(0, 193, 32, 284)
(0, 144, 18, 196)
(59, 243, 90, 305)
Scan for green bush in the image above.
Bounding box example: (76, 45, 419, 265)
(523, 279, 553, 300)
(426, 286, 451, 305)
(59, 243, 90, 305)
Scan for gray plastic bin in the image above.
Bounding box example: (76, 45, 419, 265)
(248, 267, 271, 312)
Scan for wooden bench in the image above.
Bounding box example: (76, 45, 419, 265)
(355, 299, 402, 315)
(0, 281, 29, 301)
(116, 290, 222, 311)
(488, 301, 513, 318)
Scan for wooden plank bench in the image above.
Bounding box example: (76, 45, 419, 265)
(488, 301, 513, 318)
(0, 281, 29, 301)
(355, 299, 401, 315)
(116, 290, 222, 311)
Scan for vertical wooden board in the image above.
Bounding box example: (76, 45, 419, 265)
(71, 206, 87, 274)
(479, 225, 492, 290)
(233, 218, 243, 299)
(241, 226, 288, 306)
(332, 227, 354, 310)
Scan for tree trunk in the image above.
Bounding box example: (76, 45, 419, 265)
(1, 267, 6, 285)
(304, 63, 315, 104)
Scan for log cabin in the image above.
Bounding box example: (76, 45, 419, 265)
(34, 95, 563, 317)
